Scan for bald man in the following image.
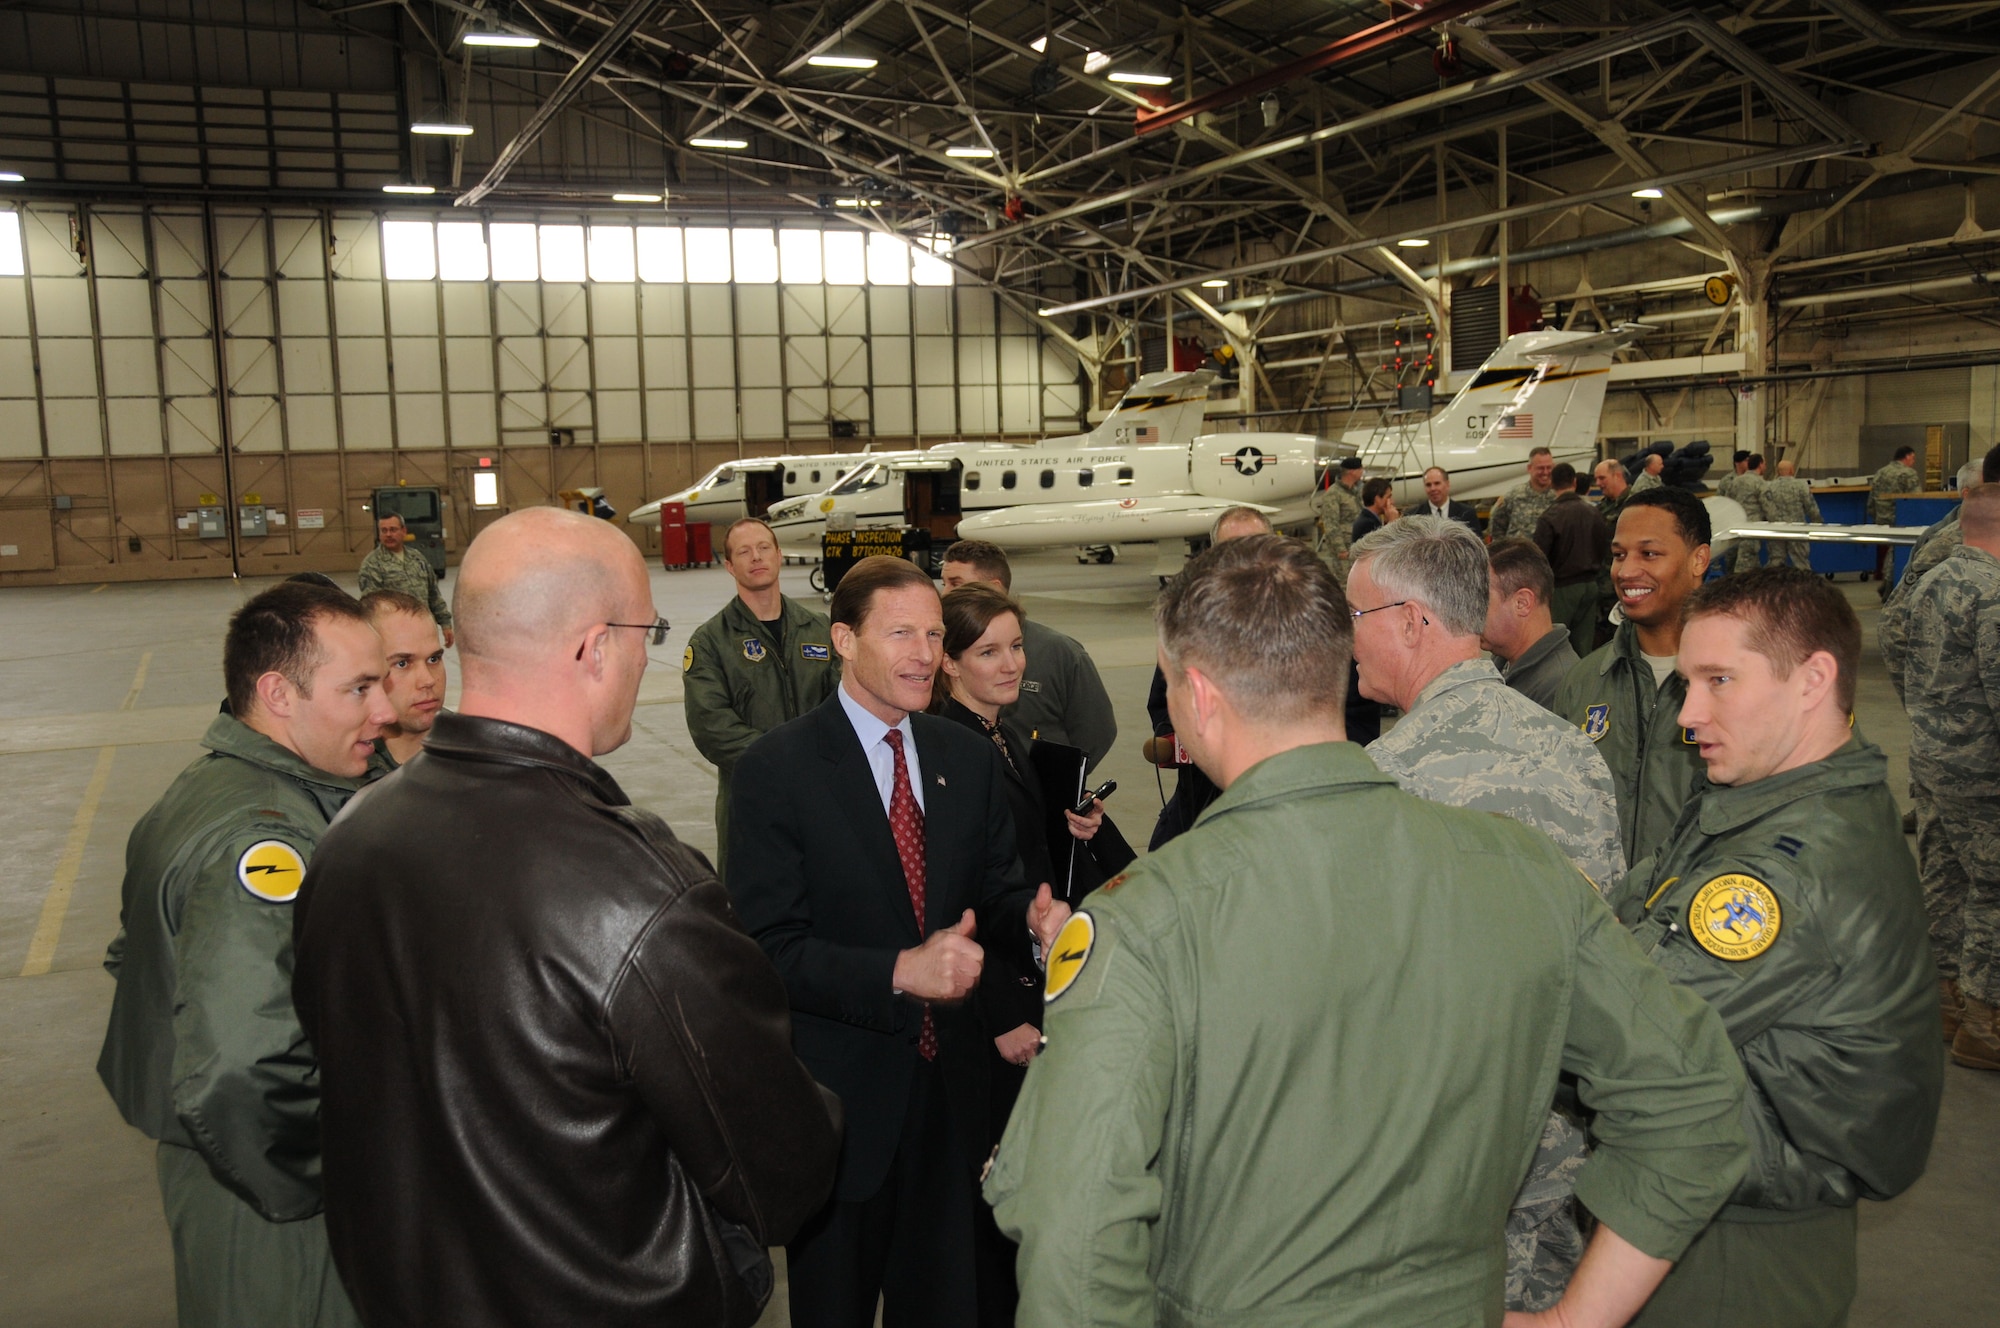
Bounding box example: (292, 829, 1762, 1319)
(296, 508, 841, 1328)
(1760, 460, 1821, 570)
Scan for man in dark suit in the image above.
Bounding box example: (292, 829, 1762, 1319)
(1352, 477, 1398, 543)
(728, 554, 1074, 1328)
(1419, 466, 1482, 534)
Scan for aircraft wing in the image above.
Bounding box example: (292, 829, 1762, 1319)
(957, 495, 1279, 549)
(1725, 521, 1923, 546)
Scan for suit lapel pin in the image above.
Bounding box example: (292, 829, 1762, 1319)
(936, 775, 947, 787)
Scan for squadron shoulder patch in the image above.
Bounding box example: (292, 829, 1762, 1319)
(237, 840, 305, 903)
(801, 642, 831, 662)
(682, 645, 694, 672)
(741, 638, 767, 663)
(1687, 873, 1782, 961)
(1682, 726, 1699, 745)
(1583, 704, 1610, 742)
(1044, 911, 1096, 1003)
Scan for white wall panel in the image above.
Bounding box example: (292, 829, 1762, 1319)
(640, 287, 686, 335)
(167, 397, 221, 454)
(441, 283, 489, 334)
(738, 286, 780, 335)
(232, 396, 283, 451)
(827, 287, 868, 335)
(445, 337, 495, 391)
(872, 336, 910, 386)
(157, 281, 212, 336)
(43, 399, 102, 456)
(151, 215, 208, 278)
(331, 281, 383, 335)
(960, 386, 998, 434)
(388, 283, 438, 336)
(595, 337, 639, 390)
(956, 289, 995, 335)
(500, 392, 549, 432)
(873, 387, 911, 434)
(783, 286, 826, 333)
(831, 386, 869, 422)
(273, 218, 325, 278)
(742, 389, 783, 437)
(226, 339, 279, 395)
(544, 285, 588, 336)
(328, 219, 380, 280)
(24, 212, 83, 276)
(396, 394, 446, 447)
(598, 390, 641, 441)
(337, 337, 388, 392)
(90, 215, 149, 277)
(642, 336, 688, 388)
(95, 279, 153, 335)
(106, 398, 162, 455)
(688, 286, 733, 332)
(214, 216, 267, 277)
(870, 287, 910, 334)
(786, 339, 828, 385)
(592, 283, 636, 336)
(646, 389, 690, 439)
(33, 279, 93, 336)
(1001, 385, 1035, 430)
(917, 385, 955, 433)
(282, 338, 333, 393)
(915, 337, 954, 386)
(288, 397, 339, 451)
(161, 339, 216, 394)
(39, 340, 100, 395)
(691, 338, 735, 389)
(694, 388, 736, 438)
(740, 336, 782, 388)
(449, 393, 497, 448)
(495, 284, 540, 335)
(957, 341, 995, 386)
(0, 399, 39, 456)
(277, 281, 328, 336)
(341, 394, 393, 449)
(221, 281, 273, 337)
(497, 339, 544, 391)
(0, 338, 33, 391)
(547, 338, 590, 391)
(390, 337, 442, 392)
(914, 287, 953, 335)
(550, 392, 592, 429)
(0, 280, 29, 336)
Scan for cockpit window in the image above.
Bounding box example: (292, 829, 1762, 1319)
(690, 464, 735, 492)
(829, 464, 887, 495)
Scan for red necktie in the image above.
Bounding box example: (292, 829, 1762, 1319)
(885, 730, 937, 1061)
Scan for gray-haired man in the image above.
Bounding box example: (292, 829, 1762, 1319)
(1349, 514, 1627, 1311)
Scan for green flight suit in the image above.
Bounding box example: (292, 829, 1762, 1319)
(97, 712, 366, 1328)
(986, 742, 1749, 1328)
(1008, 616, 1118, 772)
(682, 593, 840, 875)
(1556, 619, 1706, 869)
(1612, 737, 1943, 1328)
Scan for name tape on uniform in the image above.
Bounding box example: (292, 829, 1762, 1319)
(237, 840, 306, 903)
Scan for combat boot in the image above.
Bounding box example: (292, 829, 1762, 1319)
(1951, 993, 2000, 1071)
(1941, 978, 1965, 1044)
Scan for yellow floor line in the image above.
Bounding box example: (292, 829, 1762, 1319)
(120, 650, 152, 712)
(20, 745, 116, 977)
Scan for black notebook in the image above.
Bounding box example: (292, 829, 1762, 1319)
(1027, 739, 1089, 903)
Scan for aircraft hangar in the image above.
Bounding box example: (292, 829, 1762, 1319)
(1, 2, 1997, 1324)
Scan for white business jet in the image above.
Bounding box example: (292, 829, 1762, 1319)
(626, 451, 877, 530)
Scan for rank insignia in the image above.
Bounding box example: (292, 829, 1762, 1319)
(1688, 873, 1782, 961)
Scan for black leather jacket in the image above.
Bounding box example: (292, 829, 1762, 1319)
(294, 713, 841, 1328)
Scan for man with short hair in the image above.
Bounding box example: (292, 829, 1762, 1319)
(988, 533, 1750, 1328)
(358, 513, 452, 647)
(728, 555, 1074, 1327)
(1760, 460, 1821, 569)
(684, 516, 841, 874)
(296, 508, 843, 1328)
(1557, 487, 1714, 868)
(98, 580, 394, 1328)
(1352, 476, 1398, 543)
(1729, 454, 1770, 573)
(1418, 466, 1481, 533)
(1352, 518, 1625, 1310)
(941, 537, 1117, 770)
(1613, 567, 1942, 1327)
(1594, 459, 1632, 524)
(1900, 482, 2000, 1068)
(360, 589, 446, 768)
(1533, 462, 1611, 651)
(1629, 453, 1665, 494)
(1485, 539, 1579, 712)
(1487, 446, 1558, 541)
(1311, 457, 1366, 582)
(1870, 445, 1925, 580)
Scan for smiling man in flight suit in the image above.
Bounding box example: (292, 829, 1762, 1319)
(97, 580, 393, 1328)
(684, 516, 840, 875)
(987, 534, 1750, 1328)
(1611, 568, 1942, 1328)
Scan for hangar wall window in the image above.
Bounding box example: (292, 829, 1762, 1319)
(538, 225, 586, 282)
(780, 229, 822, 283)
(912, 235, 954, 287)
(437, 221, 489, 280)
(823, 231, 867, 284)
(685, 227, 732, 283)
(866, 232, 909, 286)
(636, 226, 684, 281)
(489, 222, 540, 280)
(0, 211, 21, 276)
(732, 228, 778, 283)
(472, 471, 501, 507)
(382, 220, 437, 280)
(587, 226, 635, 282)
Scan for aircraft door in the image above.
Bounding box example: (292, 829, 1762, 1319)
(903, 464, 963, 542)
(742, 468, 783, 517)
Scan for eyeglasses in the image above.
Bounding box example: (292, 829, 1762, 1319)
(576, 616, 671, 659)
(1350, 600, 1410, 620)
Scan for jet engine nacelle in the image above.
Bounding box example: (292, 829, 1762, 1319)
(1190, 433, 1333, 503)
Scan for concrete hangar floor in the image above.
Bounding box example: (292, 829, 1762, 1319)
(0, 551, 1993, 1327)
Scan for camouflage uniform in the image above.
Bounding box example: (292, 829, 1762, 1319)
(356, 546, 451, 631)
(1311, 479, 1365, 584)
(1869, 459, 1924, 525)
(1628, 471, 1663, 496)
(1487, 480, 1559, 543)
(1881, 512, 1963, 698)
(1900, 543, 2000, 1005)
(1730, 472, 1769, 573)
(1367, 658, 1627, 1310)
(1759, 475, 1821, 569)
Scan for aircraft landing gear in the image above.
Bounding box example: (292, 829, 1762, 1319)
(1076, 544, 1116, 564)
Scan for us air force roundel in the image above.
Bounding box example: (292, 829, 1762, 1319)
(1688, 873, 1781, 961)
(237, 840, 306, 903)
(1044, 912, 1095, 1003)
(1583, 704, 1610, 742)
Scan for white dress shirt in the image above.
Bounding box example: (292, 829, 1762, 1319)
(838, 680, 926, 814)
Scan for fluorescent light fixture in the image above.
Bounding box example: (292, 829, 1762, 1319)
(0, 171, 23, 182)
(1631, 187, 1664, 199)
(1083, 51, 1111, 74)
(464, 32, 539, 48)
(612, 193, 663, 203)
(1200, 278, 1228, 288)
(1031, 37, 1048, 53)
(689, 136, 749, 150)
(833, 198, 883, 208)
(945, 146, 995, 158)
(1107, 71, 1173, 86)
(807, 54, 878, 70)
(1396, 237, 1430, 247)
(411, 123, 474, 136)
(383, 184, 437, 195)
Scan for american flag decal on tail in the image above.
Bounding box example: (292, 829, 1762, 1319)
(1497, 413, 1534, 439)
(1135, 425, 1158, 443)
